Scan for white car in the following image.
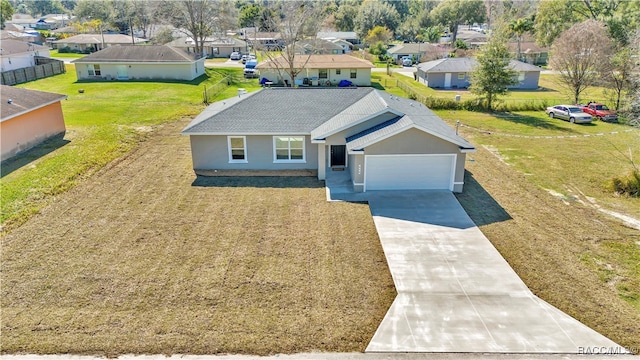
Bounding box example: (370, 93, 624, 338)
(545, 105, 593, 124)
(230, 52, 241, 60)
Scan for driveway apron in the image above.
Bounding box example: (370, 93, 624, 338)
(365, 190, 624, 353)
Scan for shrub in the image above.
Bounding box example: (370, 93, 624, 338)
(57, 46, 72, 53)
(608, 170, 640, 197)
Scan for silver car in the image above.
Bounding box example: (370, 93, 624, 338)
(545, 105, 592, 124)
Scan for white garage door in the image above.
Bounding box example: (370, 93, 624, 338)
(365, 154, 455, 191)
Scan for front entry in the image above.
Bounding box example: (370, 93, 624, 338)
(330, 145, 346, 167)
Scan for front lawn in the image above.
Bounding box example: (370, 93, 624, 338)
(50, 49, 87, 58)
(1, 119, 395, 355)
(1, 66, 259, 231)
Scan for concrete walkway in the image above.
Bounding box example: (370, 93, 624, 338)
(361, 190, 625, 353)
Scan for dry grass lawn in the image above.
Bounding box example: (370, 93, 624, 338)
(455, 139, 640, 353)
(0, 119, 396, 356)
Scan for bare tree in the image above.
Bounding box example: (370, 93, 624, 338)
(549, 19, 613, 104)
(157, 0, 237, 57)
(258, 1, 326, 87)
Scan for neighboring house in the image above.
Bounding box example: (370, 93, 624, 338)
(182, 87, 475, 192)
(256, 54, 374, 86)
(71, 45, 206, 81)
(0, 39, 50, 72)
(0, 29, 41, 44)
(507, 41, 549, 66)
(416, 58, 541, 89)
(387, 43, 441, 63)
(318, 31, 361, 45)
(294, 39, 344, 55)
(7, 15, 39, 29)
(52, 34, 148, 53)
(1, 85, 67, 162)
(165, 36, 248, 58)
(330, 38, 353, 53)
(244, 31, 284, 50)
(39, 14, 74, 29)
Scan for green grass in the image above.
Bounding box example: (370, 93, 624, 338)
(0, 65, 259, 231)
(49, 49, 86, 58)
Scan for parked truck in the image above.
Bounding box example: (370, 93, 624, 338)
(579, 102, 618, 122)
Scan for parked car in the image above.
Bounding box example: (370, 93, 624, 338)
(241, 54, 256, 64)
(545, 105, 593, 124)
(230, 52, 241, 60)
(579, 102, 618, 122)
(243, 68, 259, 78)
(401, 57, 413, 67)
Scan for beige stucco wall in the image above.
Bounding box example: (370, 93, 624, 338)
(75, 59, 206, 81)
(1, 102, 66, 161)
(365, 128, 467, 190)
(189, 134, 318, 171)
(258, 67, 371, 86)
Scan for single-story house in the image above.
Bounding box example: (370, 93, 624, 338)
(256, 54, 374, 86)
(182, 87, 475, 192)
(294, 39, 345, 55)
(71, 45, 206, 81)
(318, 31, 361, 45)
(165, 36, 248, 58)
(244, 31, 284, 50)
(507, 41, 549, 66)
(330, 38, 353, 53)
(416, 57, 541, 89)
(52, 34, 148, 53)
(387, 43, 441, 63)
(1, 85, 67, 162)
(0, 39, 50, 72)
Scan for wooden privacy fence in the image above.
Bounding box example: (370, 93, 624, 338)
(1, 57, 66, 86)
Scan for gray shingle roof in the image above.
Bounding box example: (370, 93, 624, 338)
(182, 87, 475, 150)
(1, 85, 67, 121)
(0, 39, 48, 56)
(345, 92, 475, 150)
(182, 87, 375, 134)
(53, 33, 147, 45)
(71, 45, 202, 63)
(387, 43, 439, 55)
(418, 57, 541, 73)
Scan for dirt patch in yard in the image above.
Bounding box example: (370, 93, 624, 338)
(0, 119, 396, 356)
(196, 169, 317, 177)
(456, 144, 640, 353)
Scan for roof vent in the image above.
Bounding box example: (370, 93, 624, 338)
(7, 99, 13, 104)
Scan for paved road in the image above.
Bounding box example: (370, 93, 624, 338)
(365, 191, 624, 353)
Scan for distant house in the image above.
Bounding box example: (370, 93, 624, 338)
(387, 43, 442, 63)
(256, 54, 374, 86)
(318, 31, 361, 45)
(71, 45, 206, 81)
(166, 36, 248, 58)
(0, 39, 50, 72)
(416, 58, 541, 89)
(182, 88, 475, 192)
(507, 42, 549, 66)
(294, 39, 345, 55)
(244, 31, 284, 50)
(1, 85, 67, 162)
(52, 34, 148, 53)
(330, 38, 353, 53)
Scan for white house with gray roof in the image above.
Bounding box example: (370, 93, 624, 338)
(182, 88, 475, 192)
(71, 45, 205, 81)
(417, 57, 541, 89)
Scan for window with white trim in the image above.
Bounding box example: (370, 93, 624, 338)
(318, 69, 328, 79)
(518, 72, 525, 81)
(88, 64, 101, 76)
(350, 69, 357, 79)
(457, 73, 465, 80)
(336, 69, 341, 75)
(273, 136, 305, 162)
(228, 136, 247, 163)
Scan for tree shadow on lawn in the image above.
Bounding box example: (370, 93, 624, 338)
(74, 72, 212, 86)
(1, 133, 70, 178)
(455, 169, 512, 227)
(192, 175, 325, 189)
(492, 112, 581, 133)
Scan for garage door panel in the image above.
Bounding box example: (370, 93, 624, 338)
(365, 155, 454, 190)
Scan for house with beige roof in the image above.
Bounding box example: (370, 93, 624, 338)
(256, 54, 374, 86)
(1, 85, 67, 162)
(71, 45, 205, 81)
(52, 34, 148, 53)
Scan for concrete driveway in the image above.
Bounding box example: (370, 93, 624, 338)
(365, 191, 624, 353)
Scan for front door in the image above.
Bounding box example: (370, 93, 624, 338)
(330, 145, 346, 167)
(444, 73, 452, 88)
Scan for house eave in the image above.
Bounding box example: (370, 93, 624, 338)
(1, 95, 68, 123)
